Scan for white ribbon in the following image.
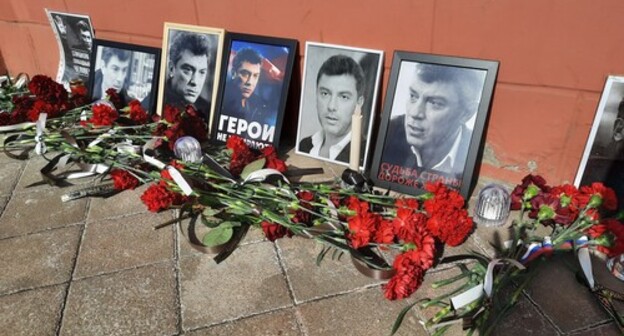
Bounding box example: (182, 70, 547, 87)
(242, 168, 290, 185)
(34, 113, 48, 155)
(88, 129, 116, 148)
(167, 166, 193, 196)
(142, 138, 166, 170)
(576, 235, 594, 289)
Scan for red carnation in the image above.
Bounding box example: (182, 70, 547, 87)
(89, 103, 119, 126)
(110, 169, 139, 190)
(261, 221, 293, 241)
(577, 182, 618, 211)
(374, 219, 395, 244)
(128, 100, 148, 124)
(0, 113, 11, 126)
(293, 191, 314, 225)
(226, 135, 249, 153)
(426, 208, 473, 246)
(180, 115, 207, 141)
(510, 174, 550, 210)
(164, 124, 185, 150)
(347, 211, 379, 249)
(106, 88, 125, 110)
(261, 146, 287, 173)
(26, 99, 56, 122)
(384, 256, 424, 300)
(163, 105, 181, 124)
(28, 75, 68, 106)
(140, 182, 186, 212)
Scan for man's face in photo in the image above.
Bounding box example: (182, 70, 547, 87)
(403, 76, 463, 151)
(80, 30, 92, 50)
(316, 74, 361, 139)
(101, 54, 130, 93)
(235, 61, 261, 99)
(170, 49, 208, 104)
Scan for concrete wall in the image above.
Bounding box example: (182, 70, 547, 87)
(2, 0, 623, 186)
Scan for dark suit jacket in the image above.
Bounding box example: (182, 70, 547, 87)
(299, 135, 365, 165)
(580, 157, 624, 211)
(91, 69, 130, 103)
(163, 79, 211, 121)
(381, 115, 471, 181)
(221, 84, 272, 125)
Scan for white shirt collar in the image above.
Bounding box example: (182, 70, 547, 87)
(309, 130, 352, 161)
(411, 127, 463, 173)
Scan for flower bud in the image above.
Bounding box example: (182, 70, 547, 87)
(537, 205, 555, 221)
(587, 194, 603, 209)
(523, 185, 539, 200)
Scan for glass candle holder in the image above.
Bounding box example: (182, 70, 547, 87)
(474, 184, 511, 227)
(607, 254, 624, 281)
(174, 136, 203, 164)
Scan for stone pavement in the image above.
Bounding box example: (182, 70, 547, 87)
(0, 151, 623, 336)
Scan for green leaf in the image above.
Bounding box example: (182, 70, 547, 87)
(391, 300, 420, 335)
(316, 246, 332, 266)
(240, 158, 266, 180)
(202, 225, 233, 247)
(202, 207, 220, 217)
(200, 215, 221, 228)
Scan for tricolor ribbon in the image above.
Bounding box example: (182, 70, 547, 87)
(34, 113, 48, 155)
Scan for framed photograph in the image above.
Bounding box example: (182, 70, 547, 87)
(295, 42, 384, 169)
(88, 39, 161, 114)
(211, 33, 297, 150)
(45, 10, 95, 87)
(370, 51, 499, 198)
(575, 75, 624, 210)
(157, 23, 225, 129)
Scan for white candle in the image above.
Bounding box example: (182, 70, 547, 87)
(349, 105, 362, 171)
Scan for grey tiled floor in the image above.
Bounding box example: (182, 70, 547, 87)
(0, 154, 623, 335)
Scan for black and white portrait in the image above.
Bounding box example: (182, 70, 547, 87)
(576, 76, 624, 211)
(89, 40, 160, 114)
(46, 10, 95, 87)
(295, 42, 383, 168)
(157, 23, 224, 124)
(371, 52, 498, 197)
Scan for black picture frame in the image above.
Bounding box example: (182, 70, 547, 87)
(370, 51, 499, 198)
(211, 33, 297, 150)
(88, 39, 161, 115)
(295, 42, 384, 169)
(574, 75, 624, 211)
(157, 23, 225, 128)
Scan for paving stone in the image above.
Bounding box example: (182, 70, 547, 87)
(86, 183, 150, 222)
(186, 309, 301, 336)
(75, 211, 175, 279)
(0, 186, 87, 238)
(525, 254, 612, 333)
(491, 294, 559, 335)
(15, 154, 93, 193)
(60, 263, 177, 336)
(179, 241, 291, 331)
(178, 219, 267, 258)
(0, 196, 8, 215)
(276, 236, 385, 303)
(569, 323, 623, 335)
(297, 288, 424, 336)
(0, 284, 66, 336)
(0, 226, 81, 294)
(0, 162, 23, 196)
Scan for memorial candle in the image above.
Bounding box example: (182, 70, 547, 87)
(349, 105, 362, 171)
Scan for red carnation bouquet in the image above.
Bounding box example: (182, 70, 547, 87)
(1, 75, 88, 128)
(392, 174, 624, 336)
